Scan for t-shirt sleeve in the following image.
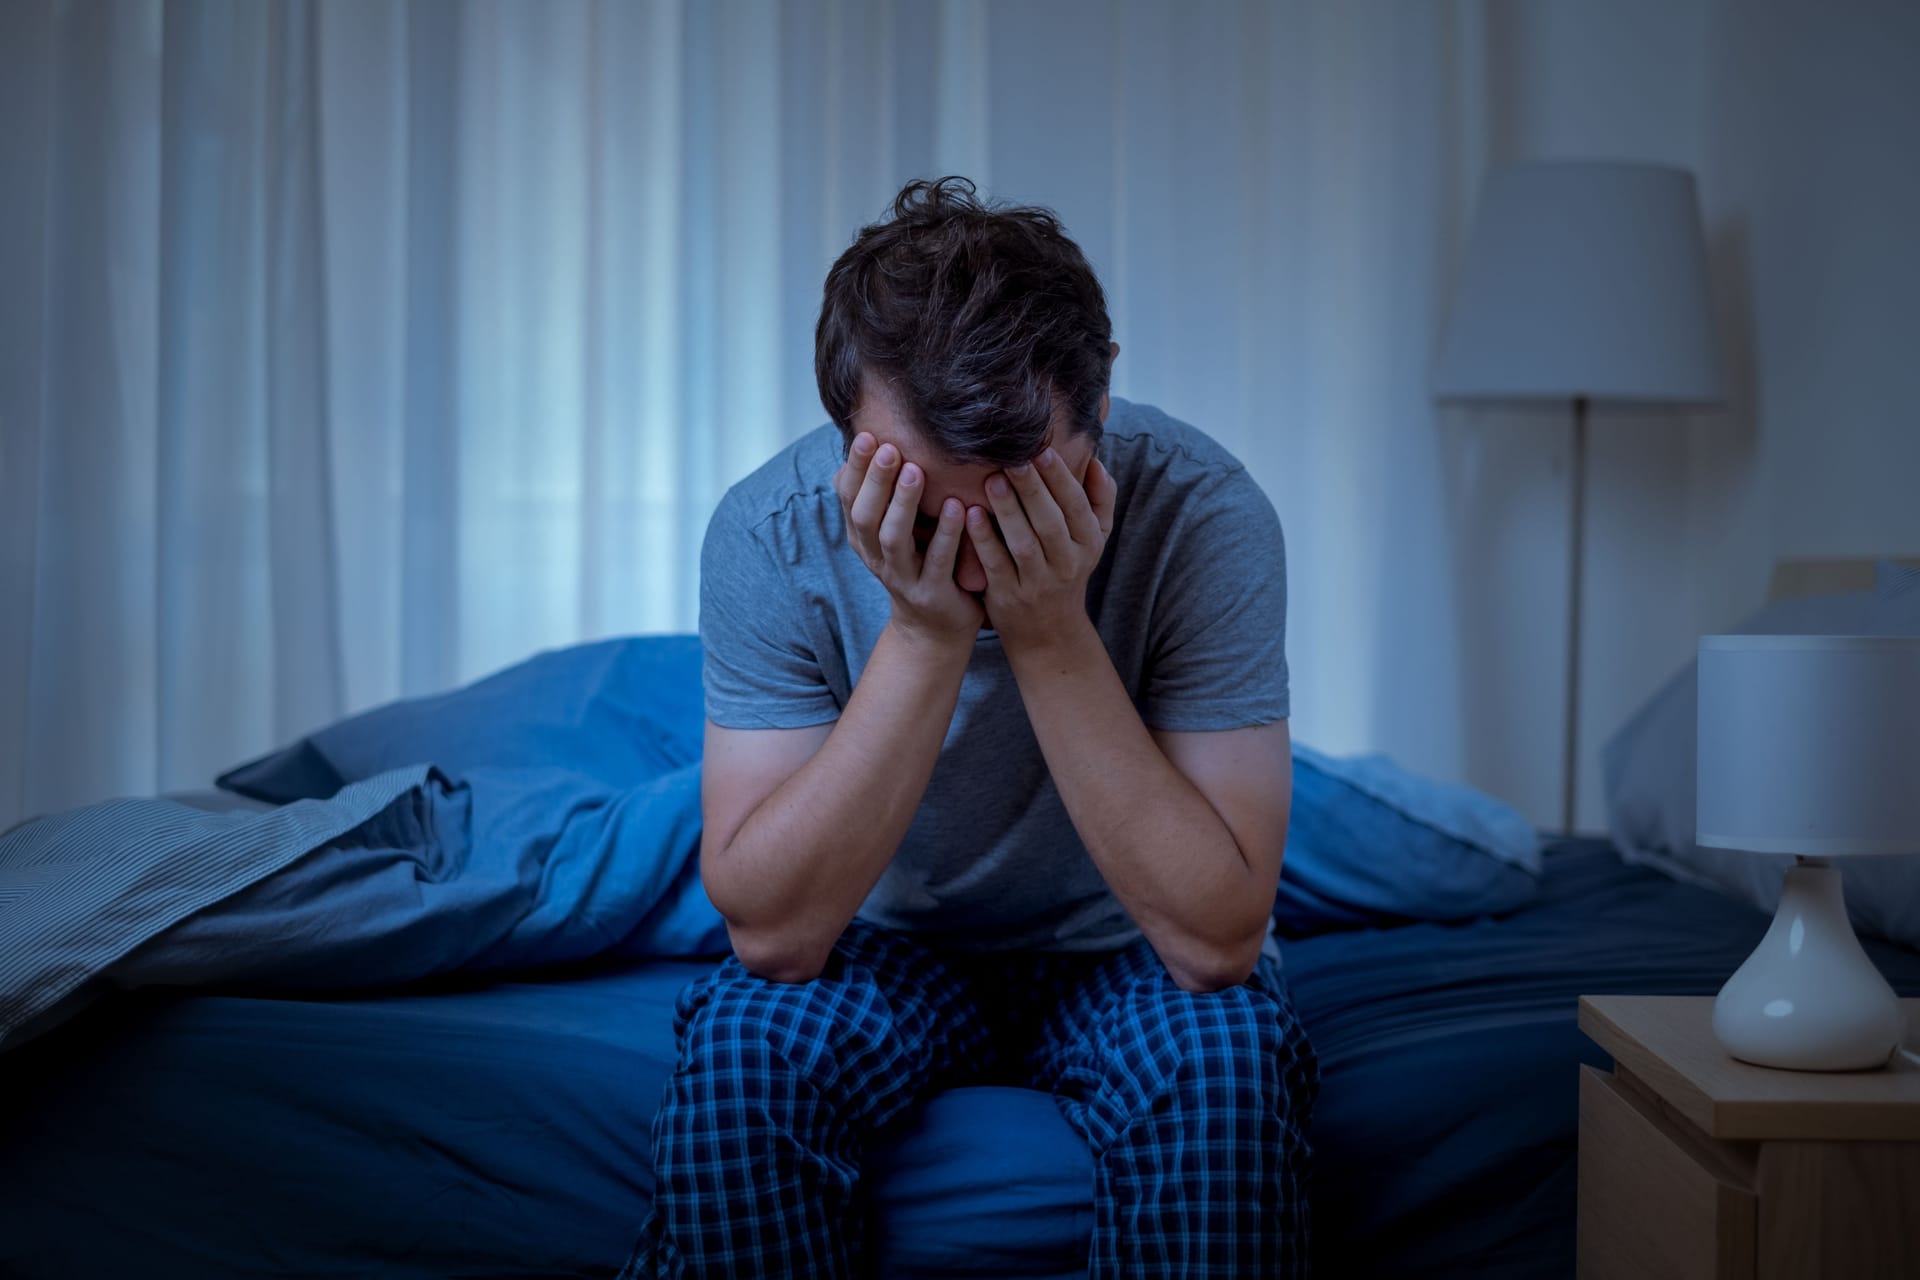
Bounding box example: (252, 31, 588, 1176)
(699, 498, 842, 730)
(1139, 467, 1290, 731)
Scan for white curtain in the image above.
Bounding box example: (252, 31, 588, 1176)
(2, 0, 1506, 829)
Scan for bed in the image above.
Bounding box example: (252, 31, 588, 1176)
(5, 560, 1919, 1278)
(2, 835, 1913, 1279)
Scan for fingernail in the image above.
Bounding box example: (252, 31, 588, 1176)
(1009, 463, 1032, 478)
(988, 476, 1009, 496)
(944, 498, 961, 518)
(899, 463, 919, 487)
(876, 443, 897, 465)
(968, 506, 987, 523)
(1040, 448, 1057, 466)
(854, 433, 874, 454)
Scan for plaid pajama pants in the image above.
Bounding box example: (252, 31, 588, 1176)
(620, 919, 1318, 1279)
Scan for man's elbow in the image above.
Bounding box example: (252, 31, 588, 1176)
(1164, 935, 1263, 993)
(726, 922, 831, 985)
(702, 847, 831, 983)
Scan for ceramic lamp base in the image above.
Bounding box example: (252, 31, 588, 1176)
(1713, 861, 1903, 1072)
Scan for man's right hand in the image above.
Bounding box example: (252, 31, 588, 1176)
(710, 433, 981, 981)
(835, 431, 985, 643)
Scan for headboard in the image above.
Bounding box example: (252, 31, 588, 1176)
(1766, 557, 1920, 604)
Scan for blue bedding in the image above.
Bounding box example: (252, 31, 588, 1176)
(0, 762, 725, 1051)
(2, 634, 1540, 1051)
(7, 839, 1917, 1278)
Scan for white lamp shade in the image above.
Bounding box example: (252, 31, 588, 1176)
(1697, 635, 1920, 857)
(1435, 161, 1725, 404)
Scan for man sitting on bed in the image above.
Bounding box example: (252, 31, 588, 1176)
(624, 176, 1318, 1280)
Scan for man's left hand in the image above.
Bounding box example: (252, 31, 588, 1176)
(966, 446, 1117, 652)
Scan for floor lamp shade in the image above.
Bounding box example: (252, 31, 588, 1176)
(1433, 161, 1725, 836)
(1697, 636, 1920, 1070)
(1433, 161, 1724, 404)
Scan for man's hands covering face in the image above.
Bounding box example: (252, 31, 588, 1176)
(836, 432, 985, 645)
(967, 447, 1117, 652)
(836, 431, 1117, 653)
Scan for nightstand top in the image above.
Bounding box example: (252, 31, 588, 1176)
(1579, 995, 1920, 1141)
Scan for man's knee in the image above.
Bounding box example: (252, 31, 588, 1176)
(1101, 977, 1315, 1109)
(671, 922, 976, 1108)
(1140, 981, 1281, 1060)
(674, 961, 899, 1098)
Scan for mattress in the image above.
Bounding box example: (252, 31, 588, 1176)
(4, 839, 1917, 1278)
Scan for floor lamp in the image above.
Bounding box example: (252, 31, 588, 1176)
(1434, 161, 1724, 835)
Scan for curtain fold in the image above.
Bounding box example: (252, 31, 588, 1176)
(4, 0, 1506, 828)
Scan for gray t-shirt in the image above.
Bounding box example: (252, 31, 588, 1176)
(700, 397, 1288, 956)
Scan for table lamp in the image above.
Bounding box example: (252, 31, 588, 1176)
(1698, 635, 1920, 1071)
(1435, 161, 1724, 834)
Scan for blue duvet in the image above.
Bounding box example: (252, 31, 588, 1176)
(3, 632, 1540, 1052)
(0, 762, 724, 1051)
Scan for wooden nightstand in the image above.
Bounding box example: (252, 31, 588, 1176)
(1577, 995, 1920, 1280)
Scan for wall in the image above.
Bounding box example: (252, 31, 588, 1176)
(6, 0, 1916, 829)
(1456, 0, 1920, 831)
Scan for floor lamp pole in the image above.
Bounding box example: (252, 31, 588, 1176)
(1562, 395, 1589, 837)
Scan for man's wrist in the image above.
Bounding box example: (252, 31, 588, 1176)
(1003, 612, 1104, 675)
(883, 614, 978, 667)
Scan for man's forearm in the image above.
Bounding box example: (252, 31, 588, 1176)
(708, 621, 970, 980)
(1006, 619, 1271, 990)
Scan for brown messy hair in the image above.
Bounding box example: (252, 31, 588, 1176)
(814, 176, 1114, 467)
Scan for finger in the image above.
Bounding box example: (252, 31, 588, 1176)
(966, 505, 1015, 582)
(1087, 456, 1117, 537)
(921, 497, 965, 583)
(878, 460, 921, 569)
(1005, 457, 1070, 555)
(985, 473, 1044, 570)
(848, 441, 900, 561)
(834, 431, 876, 512)
(1038, 446, 1100, 546)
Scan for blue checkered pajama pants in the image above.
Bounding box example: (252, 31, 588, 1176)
(620, 920, 1318, 1278)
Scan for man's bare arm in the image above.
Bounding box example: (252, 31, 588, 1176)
(700, 434, 980, 982)
(1002, 631, 1288, 992)
(966, 449, 1287, 991)
(701, 624, 969, 981)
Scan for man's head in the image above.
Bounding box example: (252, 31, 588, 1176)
(815, 176, 1116, 592)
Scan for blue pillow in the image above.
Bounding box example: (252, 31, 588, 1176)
(1275, 746, 1542, 936)
(219, 635, 705, 802)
